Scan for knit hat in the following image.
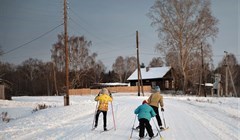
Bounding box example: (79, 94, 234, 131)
(142, 100, 148, 104)
(101, 88, 108, 94)
(153, 86, 160, 92)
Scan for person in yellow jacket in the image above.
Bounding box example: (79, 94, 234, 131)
(147, 86, 164, 130)
(94, 88, 113, 131)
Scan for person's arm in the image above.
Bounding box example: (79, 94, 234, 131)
(159, 95, 164, 111)
(108, 89, 113, 98)
(108, 95, 113, 102)
(94, 96, 99, 101)
(147, 94, 152, 103)
(94, 92, 101, 101)
(134, 106, 140, 115)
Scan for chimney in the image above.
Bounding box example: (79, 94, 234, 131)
(146, 67, 149, 72)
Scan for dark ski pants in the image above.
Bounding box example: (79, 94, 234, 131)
(95, 110, 107, 128)
(139, 118, 154, 138)
(150, 105, 162, 127)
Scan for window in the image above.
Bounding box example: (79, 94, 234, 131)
(151, 81, 156, 88)
(172, 81, 175, 89)
(165, 80, 169, 89)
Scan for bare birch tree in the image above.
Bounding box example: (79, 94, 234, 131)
(51, 34, 105, 88)
(149, 57, 164, 67)
(112, 56, 137, 83)
(148, 0, 218, 93)
(112, 56, 125, 82)
(51, 34, 65, 72)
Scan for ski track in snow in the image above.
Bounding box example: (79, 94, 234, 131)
(0, 95, 239, 140)
(171, 97, 240, 140)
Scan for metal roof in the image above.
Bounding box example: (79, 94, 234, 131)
(127, 67, 171, 80)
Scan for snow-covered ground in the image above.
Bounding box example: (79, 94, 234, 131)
(0, 93, 239, 140)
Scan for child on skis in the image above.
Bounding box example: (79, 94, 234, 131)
(94, 88, 113, 131)
(134, 100, 156, 139)
(135, 86, 165, 131)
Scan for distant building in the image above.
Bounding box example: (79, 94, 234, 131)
(90, 82, 129, 89)
(127, 67, 175, 90)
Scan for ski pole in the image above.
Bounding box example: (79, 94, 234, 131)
(129, 115, 137, 140)
(162, 111, 167, 129)
(152, 118, 164, 140)
(111, 102, 116, 130)
(92, 101, 99, 129)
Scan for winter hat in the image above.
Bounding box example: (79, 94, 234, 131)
(142, 100, 148, 104)
(101, 88, 108, 94)
(154, 86, 160, 92)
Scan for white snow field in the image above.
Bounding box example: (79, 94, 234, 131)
(0, 93, 239, 140)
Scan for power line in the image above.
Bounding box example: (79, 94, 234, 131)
(69, 17, 116, 47)
(69, 7, 96, 30)
(2, 23, 63, 55)
(68, 7, 136, 48)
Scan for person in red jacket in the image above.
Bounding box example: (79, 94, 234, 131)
(94, 88, 113, 131)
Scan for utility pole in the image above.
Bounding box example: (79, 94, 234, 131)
(201, 43, 206, 97)
(224, 51, 237, 97)
(136, 31, 144, 96)
(64, 0, 69, 106)
(224, 51, 228, 96)
(136, 31, 140, 96)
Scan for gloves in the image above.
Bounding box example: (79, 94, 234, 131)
(161, 108, 164, 112)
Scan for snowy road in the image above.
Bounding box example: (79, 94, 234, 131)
(0, 94, 239, 140)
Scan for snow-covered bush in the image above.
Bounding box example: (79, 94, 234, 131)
(1, 112, 10, 123)
(32, 104, 50, 113)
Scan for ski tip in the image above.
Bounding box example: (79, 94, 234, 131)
(160, 127, 169, 132)
(160, 137, 164, 140)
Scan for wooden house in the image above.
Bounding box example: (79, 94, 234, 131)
(127, 67, 175, 90)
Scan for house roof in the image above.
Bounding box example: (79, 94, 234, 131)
(127, 67, 171, 81)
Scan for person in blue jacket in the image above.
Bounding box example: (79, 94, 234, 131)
(134, 100, 156, 139)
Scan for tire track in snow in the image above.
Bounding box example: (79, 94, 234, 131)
(165, 99, 219, 140)
(183, 100, 239, 140)
(166, 98, 239, 140)
(15, 103, 97, 140)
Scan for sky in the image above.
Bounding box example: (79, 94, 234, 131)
(0, 94, 239, 140)
(0, 0, 239, 70)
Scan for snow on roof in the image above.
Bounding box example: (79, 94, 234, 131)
(99, 83, 129, 86)
(127, 67, 171, 81)
(205, 83, 213, 87)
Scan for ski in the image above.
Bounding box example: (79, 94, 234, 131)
(138, 133, 148, 140)
(100, 127, 114, 133)
(132, 127, 139, 131)
(149, 133, 158, 140)
(160, 127, 169, 132)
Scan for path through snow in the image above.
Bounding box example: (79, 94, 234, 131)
(0, 94, 239, 140)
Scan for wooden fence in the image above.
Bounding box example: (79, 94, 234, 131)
(0, 85, 4, 99)
(69, 86, 152, 95)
